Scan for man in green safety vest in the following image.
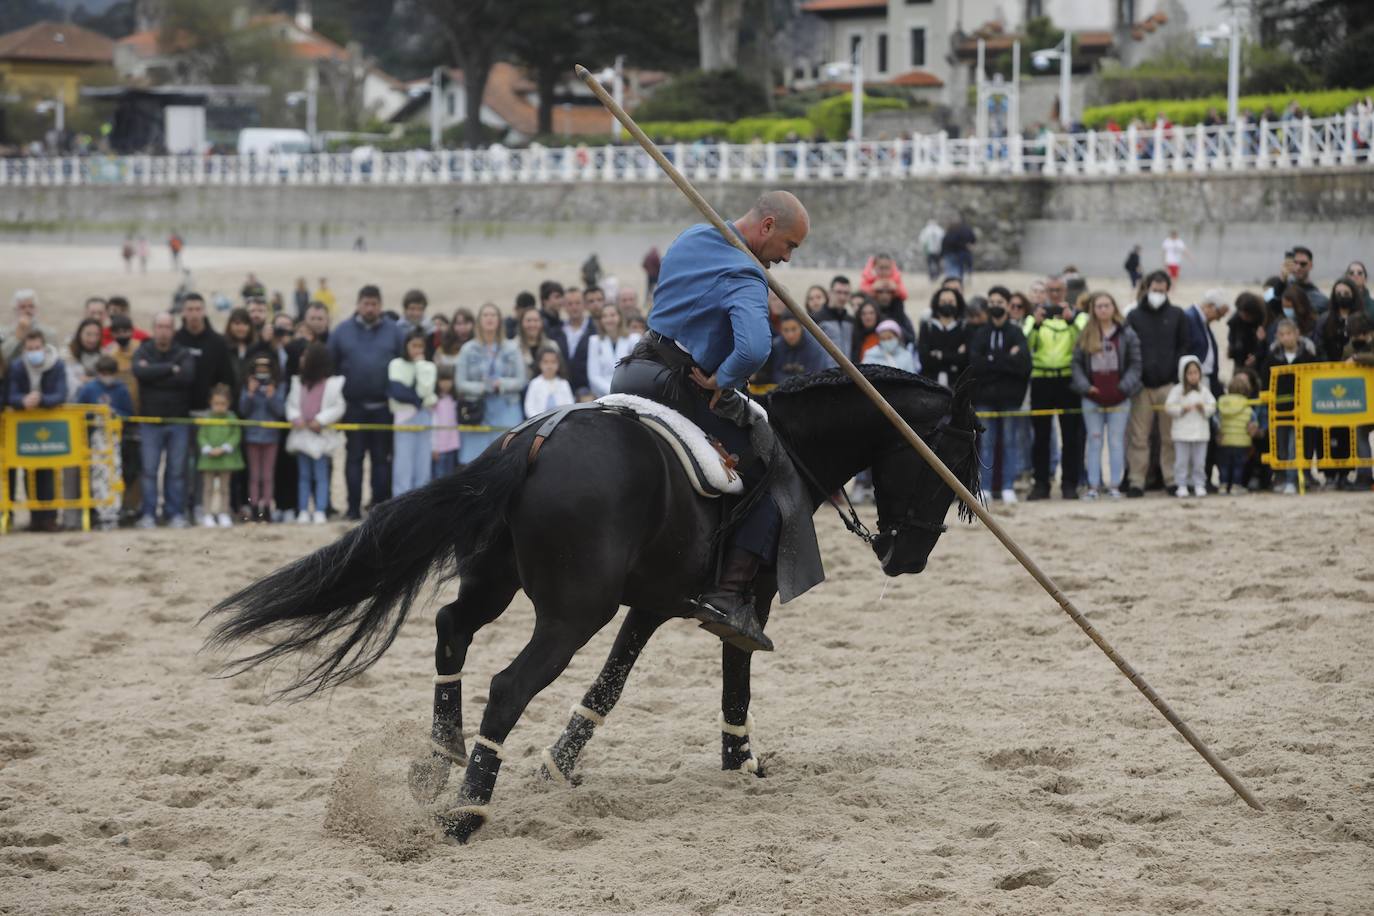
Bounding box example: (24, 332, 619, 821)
(1024, 275, 1088, 500)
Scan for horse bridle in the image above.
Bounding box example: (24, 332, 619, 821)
(778, 415, 977, 546)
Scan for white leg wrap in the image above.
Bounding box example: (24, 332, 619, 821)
(719, 714, 755, 738)
(540, 747, 570, 787)
(472, 735, 503, 758)
(433, 671, 464, 685)
(571, 704, 605, 727)
(430, 740, 465, 763)
(445, 804, 490, 823)
(721, 713, 760, 772)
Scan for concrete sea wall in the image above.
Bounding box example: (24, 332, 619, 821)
(2, 168, 1370, 283)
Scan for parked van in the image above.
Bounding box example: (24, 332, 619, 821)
(236, 128, 313, 157)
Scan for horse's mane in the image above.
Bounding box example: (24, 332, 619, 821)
(768, 364, 951, 399)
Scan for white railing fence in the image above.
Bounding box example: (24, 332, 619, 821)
(3, 113, 1371, 188)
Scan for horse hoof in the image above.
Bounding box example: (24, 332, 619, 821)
(439, 805, 489, 844)
(407, 753, 452, 804)
(539, 747, 581, 788)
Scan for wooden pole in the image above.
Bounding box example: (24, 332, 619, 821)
(574, 64, 1263, 812)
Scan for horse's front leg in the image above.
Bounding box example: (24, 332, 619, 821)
(540, 607, 667, 786)
(721, 581, 775, 775)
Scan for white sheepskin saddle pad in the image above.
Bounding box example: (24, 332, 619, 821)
(597, 393, 766, 498)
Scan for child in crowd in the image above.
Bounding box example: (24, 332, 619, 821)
(524, 345, 574, 419)
(75, 355, 134, 530)
(239, 354, 285, 521)
(1166, 355, 1216, 498)
(285, 342, 344, 524)
(388, 330, 437, 496)
(1261, 319, 1319, 494)
(1215, 373, 1256, 495)
(862, 320, 917, 372)
(431, 366, 461, 479)
(198, 384, 244, 527)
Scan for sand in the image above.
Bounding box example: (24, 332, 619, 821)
(1, 245, 1372, 914)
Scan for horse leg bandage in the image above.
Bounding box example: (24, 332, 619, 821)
(720, 714, 760, 774)
(430, 673, 465, 759)
(542, 704, 607, 785)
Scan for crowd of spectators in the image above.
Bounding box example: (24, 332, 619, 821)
(2, 239, 1371, 534)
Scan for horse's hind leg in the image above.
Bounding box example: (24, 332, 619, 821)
(443, 609, 614, 843)
(540, 607, 667, 786)
(409, 569, 519, 803)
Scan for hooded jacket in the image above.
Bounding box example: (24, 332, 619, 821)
(1164, 355, 1216, 442)
(6, 344, 67, 409)
(967, 319, 1032, 409)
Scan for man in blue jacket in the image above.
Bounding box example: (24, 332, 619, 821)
(328, 285, 404, 520)
(611, 190, 809, 652)
(7, 329, 68, 531)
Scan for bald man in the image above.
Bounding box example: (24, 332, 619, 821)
(610, 190, 810, 653)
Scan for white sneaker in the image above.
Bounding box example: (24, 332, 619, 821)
(201, 515, 217, 528)
(312, 511, 327, 524)
(296, 511, 312, 525)
(279, 509, 296, 524)
(1000, 488, 1018, 504)
(136, 516, 156, 530)
(1175, 486, 1190, 498)
(1193, 486, 1207, 498)
(1107, 488, 1122, 500)
(168, 515, 189, 529)
(217, 512, 233, 527)
(1083, 488, 1099, 500)
(1282, 482, 1297, 495)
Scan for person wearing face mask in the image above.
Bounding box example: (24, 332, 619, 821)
(6, 329, 68, 531)
(1024, 275, 1087, 500)
(918, 288, 968, 388)
(1124, 270, 1190, 497)
(861, 320, 917, 372)
(1343, 261, 1374, 322)
(1317, 279, 1361, 360)
(967, 286, 1032, 503)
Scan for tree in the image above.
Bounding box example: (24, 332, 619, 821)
(696, 0, 744, 72)
(506, 0, 698, 136)
(1254, 0, 1374, 86)
(157, 0, 287, 86)
(421, 0, 521, 145)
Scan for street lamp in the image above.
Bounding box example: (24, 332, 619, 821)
(1031, 31, 1072, 130)
(821, 38, 864, 140)
(595, 55, 626, 140)
(285, 68, 318, 148)
(1197, 10, 1242, 123)
(35, 98, 65, 133)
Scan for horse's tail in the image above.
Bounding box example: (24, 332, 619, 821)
(202, 444, 527, 698)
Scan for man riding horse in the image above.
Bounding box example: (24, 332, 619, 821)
(611, 190, 811, 653)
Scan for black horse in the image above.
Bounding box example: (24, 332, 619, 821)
(206, 366, 980, 843)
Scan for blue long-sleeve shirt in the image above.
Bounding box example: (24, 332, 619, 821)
(647, 222, 770, 389)
(76, 378, 135, 417)
(327, 314, 404, 405)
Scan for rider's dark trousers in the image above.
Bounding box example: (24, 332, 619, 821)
(611, 340, 781, 566)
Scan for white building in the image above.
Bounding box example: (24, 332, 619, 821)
(798, 0, 1245, 110)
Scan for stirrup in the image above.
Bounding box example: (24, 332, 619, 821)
(689, 593, 773, 653)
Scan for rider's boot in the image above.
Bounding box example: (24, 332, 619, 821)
(692, 547, 773, 653)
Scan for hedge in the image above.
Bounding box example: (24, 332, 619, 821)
(1082, 88, 1374, 129)
(635, 117, 817, 143)
(806, 93, 908, 141)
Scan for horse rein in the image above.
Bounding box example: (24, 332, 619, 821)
(775, 414, 976, 545)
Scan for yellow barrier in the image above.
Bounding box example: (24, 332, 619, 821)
(0, 404, 124, 534)
(1262, 362, 1374, 479)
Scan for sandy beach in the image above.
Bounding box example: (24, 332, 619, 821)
(1, 244, 1371, 914)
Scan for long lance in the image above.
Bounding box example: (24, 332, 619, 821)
(575, 63, 1263, 812)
